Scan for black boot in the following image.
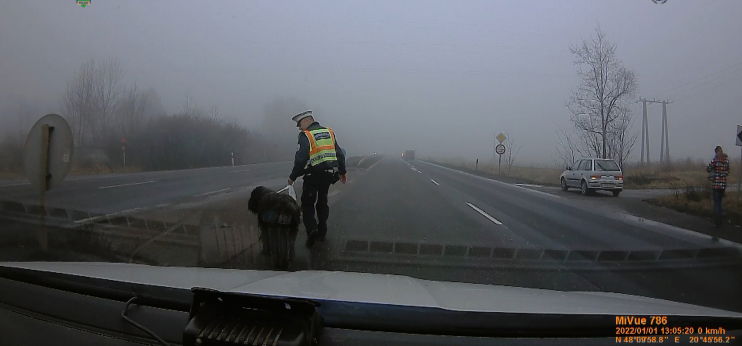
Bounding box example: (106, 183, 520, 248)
(260, 234, 271, 256)
(713, 215, 722, 228)
(305, 228, 318, 248)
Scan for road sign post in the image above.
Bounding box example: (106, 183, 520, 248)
(120, 137, 127, 168)
(495, 144, 506, 175)
(495, 133, 507, 175)
(23, 114, 73, 252)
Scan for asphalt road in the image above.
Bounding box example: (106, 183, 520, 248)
(1, 157, 740, 312)
(303, 157, 742, 312)
(0, 161, 293, 214)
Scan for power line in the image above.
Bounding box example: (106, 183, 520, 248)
(664, 60, 742, 99)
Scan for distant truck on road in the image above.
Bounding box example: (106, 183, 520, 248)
(402, 150, 415, 161)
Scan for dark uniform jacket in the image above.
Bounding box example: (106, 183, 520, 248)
(290, 122, 347, 181)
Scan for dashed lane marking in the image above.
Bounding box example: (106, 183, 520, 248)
(99, 180, 156, 189)
(466, 202, 503, 225)
(196, 188, 231, 197)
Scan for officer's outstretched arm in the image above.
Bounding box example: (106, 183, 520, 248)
(289, 133, 310, 181)
(335, 141, 347, 175)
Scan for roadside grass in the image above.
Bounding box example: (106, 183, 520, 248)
(69, 164, 145, 176)
(647, 190, 742, 227)
(622, 160, 740, 189)
(0, 171, 23, 180)
(428, 157, 740, 190)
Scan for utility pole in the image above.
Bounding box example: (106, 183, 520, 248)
(639, 98, 671, 166)
(659, 101, 670, 165)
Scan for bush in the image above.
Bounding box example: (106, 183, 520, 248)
(684, 185, 709, 202)
(0, 134, 24, 173)
(103, 114, 253, 171)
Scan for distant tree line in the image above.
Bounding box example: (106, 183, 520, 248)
(0, 58, 303, 174)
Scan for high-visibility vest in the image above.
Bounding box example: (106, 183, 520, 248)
(303, 128, 338, 167)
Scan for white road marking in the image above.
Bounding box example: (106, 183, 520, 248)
(99, 180, 156, 189)
(196, 187, 231, 197)
(73, 207, 143, 224)
(417, 170, 423, 174)
(515, 183, 543, 188)
(466, 202, 503, 225)
(422, 161, 561, 199)
(514, 185, 561, 199)
(0, 182, 30, 187)
(430, 179, 440, 186)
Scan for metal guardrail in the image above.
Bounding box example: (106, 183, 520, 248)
(0, 200, 260, 267)
(340, 239, 742, 270)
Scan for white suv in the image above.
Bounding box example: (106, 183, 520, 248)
(560, 158, 624, 196)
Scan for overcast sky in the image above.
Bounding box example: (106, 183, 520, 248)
(1, 0, 740, 165)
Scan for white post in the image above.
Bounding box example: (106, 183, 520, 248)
(231, 152, 235, 167)
(498, 154, 502, 175)
(641, 100, 646, 165)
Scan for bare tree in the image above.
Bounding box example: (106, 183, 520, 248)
(605, 107, 637, 167)
(208, 105, 221, 120)
(503, 134, 521, 175)
(64, 59, 122, 146)
(95, 59, 122, 140)
(116, 85, 142, 136)
(555, 128, 581, 168)
(115, 86, 163, 138)
(64, 60, 94, 145)
(567, 28, 637, 160)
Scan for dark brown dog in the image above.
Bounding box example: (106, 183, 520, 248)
(248, 186, 300, 269)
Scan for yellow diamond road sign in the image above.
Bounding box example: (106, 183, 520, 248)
(496, 133, 507, 143)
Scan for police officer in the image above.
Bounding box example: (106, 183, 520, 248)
(288, 110, 347, 248)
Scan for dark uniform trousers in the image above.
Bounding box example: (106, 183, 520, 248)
(301, 171, 335, 236)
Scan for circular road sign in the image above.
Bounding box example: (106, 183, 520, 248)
(495, 144, 506, 155)
(23, 114, 73, 193)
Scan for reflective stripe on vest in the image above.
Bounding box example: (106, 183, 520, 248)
(303, 128, 338, 166)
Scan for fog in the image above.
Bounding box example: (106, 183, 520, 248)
(1, 0, 741, 166)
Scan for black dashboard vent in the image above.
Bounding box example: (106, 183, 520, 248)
(183, 288, 322, 346)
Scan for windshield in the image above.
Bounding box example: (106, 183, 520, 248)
(0, 0, 740, 319)
(595, 160, 620, 171)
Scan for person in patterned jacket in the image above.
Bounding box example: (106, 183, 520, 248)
(707, 146, 730, 228)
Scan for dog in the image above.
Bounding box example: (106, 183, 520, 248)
(248, 186, 301, 269)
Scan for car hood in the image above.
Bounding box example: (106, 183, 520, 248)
(1, 261, 739, 317)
